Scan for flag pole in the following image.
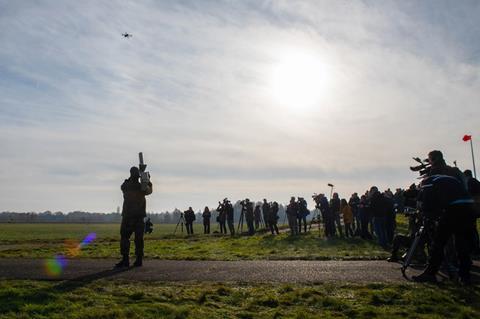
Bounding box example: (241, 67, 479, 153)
(470, 138, 477, 178)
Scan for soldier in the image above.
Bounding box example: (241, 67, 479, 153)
(115, 166, 152, 268)
(286, 197, 299, 236)
(269, 201, 280, 235)
(225, 198, 235, 236)
(184, 207, 196, 235)
(202, 206, 211, 234)
(262, 199, 270, 230)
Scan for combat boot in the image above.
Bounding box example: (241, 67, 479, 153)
(133, 257, 143, 267)
(115, 256, 129, 268)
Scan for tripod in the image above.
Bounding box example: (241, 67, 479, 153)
(401, 217, 434, 278)
(173, 213, 185, 235)
(237, 209, 245, 233)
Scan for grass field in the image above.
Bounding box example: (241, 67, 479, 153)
(0, 222, 391, 260)
(0, 280, 479, 319)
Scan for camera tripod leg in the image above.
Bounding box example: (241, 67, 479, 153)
(401, 227, 424, 279)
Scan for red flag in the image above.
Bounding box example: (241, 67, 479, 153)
(463, 135, 472, 142)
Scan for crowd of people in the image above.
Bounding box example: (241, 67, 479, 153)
(115, 149, 480, 284)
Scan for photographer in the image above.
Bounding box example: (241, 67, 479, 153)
(262, 199, 270, 230)
(297, 197, 309, 233)
(225, 198, 235, 236)
(202, 206, 211, 234)
(269, 201, 280, 235)
(330, 193, 343, 237)
(243, 199, 255, 235)
(184, 207, 196, 235)
(216, 201, 227, 234)
(286, 197, 299, 236)
(412, 174, 476, 284)
(116, 166, 153, 268)
(314, 193, 335, 237)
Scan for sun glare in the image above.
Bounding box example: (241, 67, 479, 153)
(271, 50, 327, 110)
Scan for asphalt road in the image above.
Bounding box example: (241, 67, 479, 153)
(0, 259, 431, 283)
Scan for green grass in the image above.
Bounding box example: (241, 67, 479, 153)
(0, 222, 390, 260)
(0, 280, 478, 318)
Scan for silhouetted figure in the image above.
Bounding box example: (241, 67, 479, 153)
(224, 199, 235, 236)
(262, 199, 270, 230)
(286, 197, 299, 236)
(464, 169, 480, 254)
(269, 201, 280, 235)
(297, 197, 309, 233)
(244, 199, 255, 235)
(202, 207, 211, 234)
(216, 201, 227, 234)
(184, 207, 196, 235)
(315, 193, 334, 237)
(348, 193, 360, 234)
(116, 166, 152, 268)
(254, 205, 262, 230)
(145, 217, 153, 234)
(330, 193, 343, 236)
(369, 186, 388, 249)
(413, 174, 476, 284)
(358, 195, 372, 239)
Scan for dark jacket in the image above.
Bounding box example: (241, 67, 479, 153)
(419, 175, 473, 219)
(121, 177, 152, 219)
(330, 198, 340, 214)
(184, 209, 196, 223)
(202, 210, 211, 223)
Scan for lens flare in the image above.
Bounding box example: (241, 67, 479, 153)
(45, 254, 68, 276)
(45, 233, 97, 276)
(80, 233, 97, 248)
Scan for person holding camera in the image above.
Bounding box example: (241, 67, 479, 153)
(224, 199, 235, 236)
(262, 199, 270, 230)
(269, 201, 280, 235)
(184, 207, 196, 235)
(116, 166, 153, 268)
(330, 193, 343, 237)
(286, 197, 299, 236)
(412, 174, 476, 284)
(202, 206, 211, 234)
(216, 201, 227, 234)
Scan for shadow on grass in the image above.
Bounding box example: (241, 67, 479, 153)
(0, 267, 130, 314)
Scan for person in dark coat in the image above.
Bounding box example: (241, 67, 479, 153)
(216, 201, 227, 234)
(245, 199, 255, 235)
(224, 199, 235, 236)
(202, 206, 211, 234)
(464, 169, 480, 254)
(184, 207, 196, 235)
(262, 199, 270, 230)
(413, 175, 476, 284)
(269, 201, 280, 235)
(369, 186, 388, 249)
(286, 197, 299, 236)
(254, 205, 262, 230)
(297, 197, 309, 233)
(330, 193, 343, 236)
(116, 166, 152, 268)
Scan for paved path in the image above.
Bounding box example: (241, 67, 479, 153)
(0, 259, 429, 283)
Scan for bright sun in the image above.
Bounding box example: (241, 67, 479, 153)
(271, 50, 327, 110)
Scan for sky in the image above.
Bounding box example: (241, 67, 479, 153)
(1, 0, 479, 213)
